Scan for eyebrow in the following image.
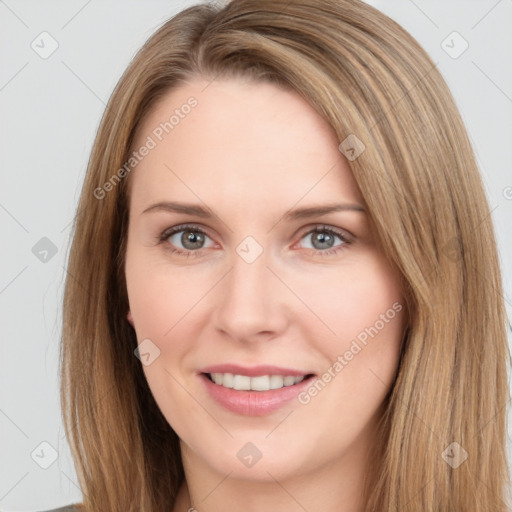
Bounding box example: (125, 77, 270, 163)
(142, 201, 366, 221)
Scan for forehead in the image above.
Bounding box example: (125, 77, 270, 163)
(128, 78, 363, 212)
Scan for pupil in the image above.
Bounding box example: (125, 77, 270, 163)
(182, 230, 204, 249)
(314, 232, 333, 249)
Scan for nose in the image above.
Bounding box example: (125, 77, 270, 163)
(212, 245, 289, 344)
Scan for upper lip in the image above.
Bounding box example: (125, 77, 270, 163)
(198, 364, 314, 377)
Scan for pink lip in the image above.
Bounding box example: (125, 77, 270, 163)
(198, 364, 311, 377)
(197, 367, 316, 417)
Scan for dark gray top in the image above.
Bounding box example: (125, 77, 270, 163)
(38, 507, 80, 512)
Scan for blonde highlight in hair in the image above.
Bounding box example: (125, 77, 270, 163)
(60, 1, 511, 510)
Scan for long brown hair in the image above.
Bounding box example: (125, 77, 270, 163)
(60, 0, 511, 510)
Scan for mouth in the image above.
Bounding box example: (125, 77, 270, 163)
(202, 372, 316, 391)
(199, 371, 317, 416)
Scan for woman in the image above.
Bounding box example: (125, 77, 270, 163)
(57, 0, 510, 510)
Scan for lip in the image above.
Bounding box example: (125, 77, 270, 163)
(198, 367, 316, 416)
(198, 364, 312, 377)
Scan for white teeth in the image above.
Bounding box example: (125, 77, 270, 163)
(251, 375, 270, 391)
(208, 373, 306, 391)
(233, 374, 251, 390)
(222, 373, 234, 388)
(283, 376, 296, 386)
(269, 375, 284, 389)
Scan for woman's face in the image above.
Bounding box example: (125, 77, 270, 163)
(124, 77, 406, 485)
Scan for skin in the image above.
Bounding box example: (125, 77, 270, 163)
(124, 77, 407, 512)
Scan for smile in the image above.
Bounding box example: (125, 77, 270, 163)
(206, 372, 309, 391)
(199, 371, 316, 416)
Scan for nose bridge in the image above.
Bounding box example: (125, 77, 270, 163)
(213, 239, 286, 340)
(227, 242, 272, 309)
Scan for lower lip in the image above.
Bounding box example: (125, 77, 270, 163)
(199, 373, 315, 416)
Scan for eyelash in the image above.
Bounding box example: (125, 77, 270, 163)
(157, 223, 353, 259)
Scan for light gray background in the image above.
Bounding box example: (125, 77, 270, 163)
(0, 0, 511, 510)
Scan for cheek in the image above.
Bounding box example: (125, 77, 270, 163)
(126, 274, 175, 336)
(125, 246, 207, 339)
(302, 253, 406, 410)
(342, 256, 405, 363)
(292, 250, 405, 348)
(125, 252, 205, 418)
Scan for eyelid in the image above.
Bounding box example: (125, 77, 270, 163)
(158, 222, 215, 243)
(295, 223, 354, 243)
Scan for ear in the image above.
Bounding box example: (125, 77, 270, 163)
(126, 310, 134, 327)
